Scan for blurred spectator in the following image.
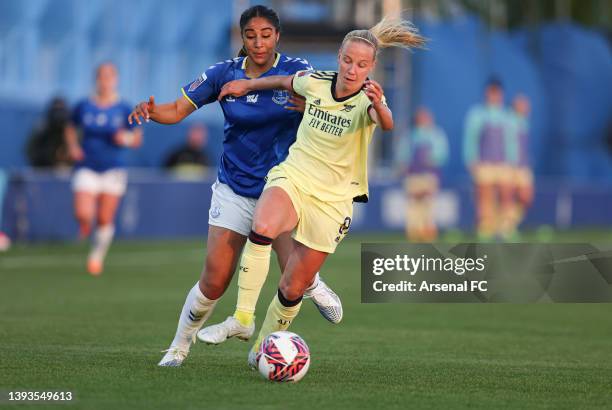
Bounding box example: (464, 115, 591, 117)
(508, 94, 534, 236)
(26, 97, 71, 168)
(395, 107, 448, 241)
(164, 123, 211, 176)
(463, 77, 517, 241)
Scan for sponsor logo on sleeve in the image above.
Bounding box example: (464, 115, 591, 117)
(297, 70, 313, 77)
(188, 73, 207, 92)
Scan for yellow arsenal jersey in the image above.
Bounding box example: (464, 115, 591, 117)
(277, 70, 383, 202)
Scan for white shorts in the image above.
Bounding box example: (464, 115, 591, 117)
(208, 180, 257, 236)
(72, 168, 128, 196)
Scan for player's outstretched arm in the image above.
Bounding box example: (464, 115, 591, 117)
(218, 75, 293, 101)
(365, 80, 393, 131)
(64, 124, 84, 161)
(128, 96, 195, 125)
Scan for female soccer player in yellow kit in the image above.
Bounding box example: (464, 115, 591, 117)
(207, 17, 425, 365)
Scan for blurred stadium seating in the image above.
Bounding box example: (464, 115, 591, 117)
(0, 0, 231, 168)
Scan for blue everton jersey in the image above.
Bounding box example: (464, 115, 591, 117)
(71, 99, 136, 172)
(182, 53, 313, 198)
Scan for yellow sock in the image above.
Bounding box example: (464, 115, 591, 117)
(234, 310, 254, 327)
(250, 291, 302, 353)
(233, 238, 272, 327)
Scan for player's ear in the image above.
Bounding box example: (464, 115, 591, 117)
(371, 46, 377, 67)
(369, 57, 377, 74)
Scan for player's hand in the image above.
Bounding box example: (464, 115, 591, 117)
(364, 80, 384, 106)
(284, 93, 306, 113)
(128, 96, 155, 125)
(114, 130, 142, 148)
(218, 80, 251, 101)
(68, 144, 84, 162)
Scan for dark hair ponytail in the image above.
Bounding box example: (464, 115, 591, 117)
(237, 5, 281, 57)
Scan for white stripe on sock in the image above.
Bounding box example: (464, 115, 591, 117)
(170, 283, 217, 350)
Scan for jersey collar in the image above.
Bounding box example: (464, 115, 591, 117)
(330, 73, 363, 102)
(241, 52, 281, 70)
(89, 94, 120, 108)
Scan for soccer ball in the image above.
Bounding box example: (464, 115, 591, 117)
(256, 331, 310, 383)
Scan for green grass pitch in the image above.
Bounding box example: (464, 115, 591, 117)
(1, 233, 611, 409)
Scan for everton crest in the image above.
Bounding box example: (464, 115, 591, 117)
(272, 89, 289, 105)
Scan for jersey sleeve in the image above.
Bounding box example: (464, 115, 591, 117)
(289, 58, 314, 74)
(181, 62, 228, 109)
(366, 95, 388, 124)
(291, 70, 314, 96)
(504, 112, 519, 165)
(431, 127, 449, 166)
(463, 107, 482, 167)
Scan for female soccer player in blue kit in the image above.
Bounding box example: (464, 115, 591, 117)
(65, 62, 142, 275)
(128, 5, 342, 367)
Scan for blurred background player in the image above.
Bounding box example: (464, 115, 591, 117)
(128, 5, 342, 367)
(508, 94, 534, 236)
(395, 107, 448, 241)
(463, 78, 517, 241)
(64, 62, 142, 275)
(164, 123, 212, 177)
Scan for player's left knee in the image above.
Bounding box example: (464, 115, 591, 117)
(277, 286, 303, 307)
(278, 281, 305, 302)
(97, 215, 114, 226)
(250, 218, 282, 241)
(199, 279, 226, 300)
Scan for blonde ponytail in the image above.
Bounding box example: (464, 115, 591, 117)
(341, 16, 425, 56)
(370, 17, 425, 50)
